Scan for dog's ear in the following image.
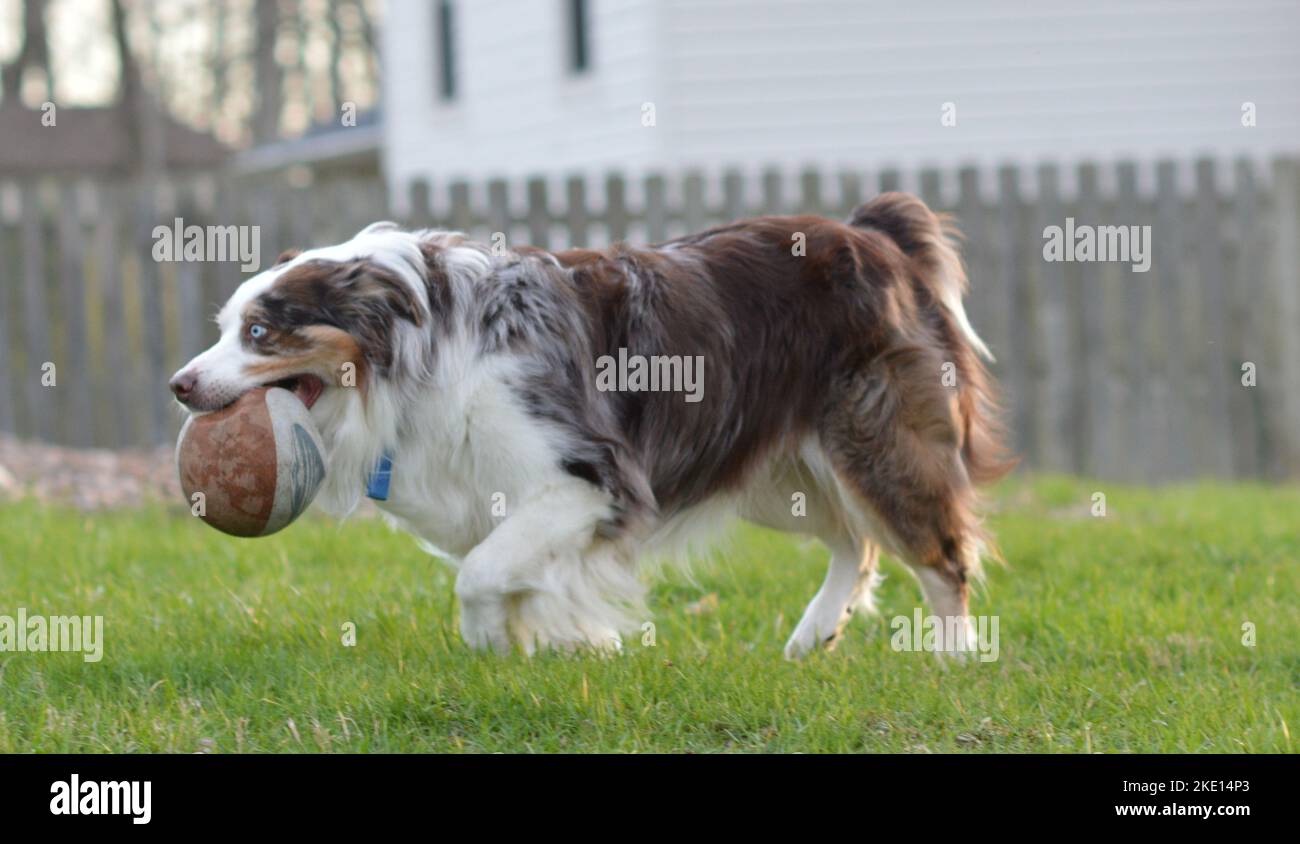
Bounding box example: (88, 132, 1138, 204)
(276, 249, 302, 266)
(260, 257, 427, 373)
(333, 261, 425, 328)
(315, 262, 425, 373)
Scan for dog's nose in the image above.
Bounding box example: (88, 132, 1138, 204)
(170, 371, 198, 401)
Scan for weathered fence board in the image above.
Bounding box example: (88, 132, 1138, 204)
(0, 205, 15, 436)
(1193, 160, 1237, 478)
(565, 176, 588, 247)
(174, 183, 206, 369)
(90, 181, 134, 446)
(1152, 162, 1190, 479)
(1228, 159, 1263, 478)
(1033, 163, 1074, 474)
(56, 181, 92, 446)
(605, 174, 628, 243)
(1116, 163, 1153, 481)
(1075, 164, 1111, 479)
(996, 166, 1034, 467)
(19, 183, 53, 438)
(133, 181, 169, 445)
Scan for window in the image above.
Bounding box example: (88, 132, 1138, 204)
(568, 0, 590, 73)
(436, 1, 457, 100)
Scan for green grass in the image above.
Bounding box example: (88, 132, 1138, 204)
(0, 476, 1295, 753)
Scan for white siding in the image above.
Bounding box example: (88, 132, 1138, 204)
(657, 0, 1300, 173)
(382, 0, 1300, 190)
(383, 0, 661, 197)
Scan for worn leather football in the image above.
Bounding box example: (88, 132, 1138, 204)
(176, 387, 326, 537)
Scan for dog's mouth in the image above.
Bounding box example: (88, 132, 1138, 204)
(268, 374, 325, 409)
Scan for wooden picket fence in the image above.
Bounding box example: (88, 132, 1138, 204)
(2, 159, 1299, 483)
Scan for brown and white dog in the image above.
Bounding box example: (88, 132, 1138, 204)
(170, 193, 1012, 657)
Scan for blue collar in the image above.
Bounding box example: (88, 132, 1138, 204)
(365, 452, 394, 501)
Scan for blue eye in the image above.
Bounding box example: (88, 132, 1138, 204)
(249, 324, 268, 340)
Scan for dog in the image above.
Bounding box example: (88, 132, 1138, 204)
(170, 192, 1012, 657)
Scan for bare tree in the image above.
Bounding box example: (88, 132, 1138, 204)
(354, 0, 379, 85)
(1, 0, 53, 103)
(109, 0, 143, 157)
(252, 0, 284, 144)
(6, 0, 381, 148)
(327, 0, 345, 115)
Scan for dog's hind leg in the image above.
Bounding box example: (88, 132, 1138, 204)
(737, 456, 882, 658)
(820, 351, 989, 658)
(738, 452, 886, 659)
(783, 538, 881, 659)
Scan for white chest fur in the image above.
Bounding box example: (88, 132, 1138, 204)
(373, 364, 574, 561)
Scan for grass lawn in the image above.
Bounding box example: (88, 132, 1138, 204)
(0, 476, 1295, 753)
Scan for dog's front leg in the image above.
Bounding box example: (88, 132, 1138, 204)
(455, 480, 612, 654)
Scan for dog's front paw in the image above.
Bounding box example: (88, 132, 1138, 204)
(783, 613, 845, 660)
(931, 616, 978, 665)
(505, 587, 628, 656)
(783, 628, 819, 661)
(459, 598, 511, 655)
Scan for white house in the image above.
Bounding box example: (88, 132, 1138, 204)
(381, 0, 1300, 200)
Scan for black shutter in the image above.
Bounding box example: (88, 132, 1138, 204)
(437, 1, 456, 100)
(569, 0, 590, 73)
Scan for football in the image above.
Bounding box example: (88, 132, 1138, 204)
(176, 387, 326, 537)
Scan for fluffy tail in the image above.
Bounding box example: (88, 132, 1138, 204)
(848, 192, 993, 362)
(848, 192, 1015, 486)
